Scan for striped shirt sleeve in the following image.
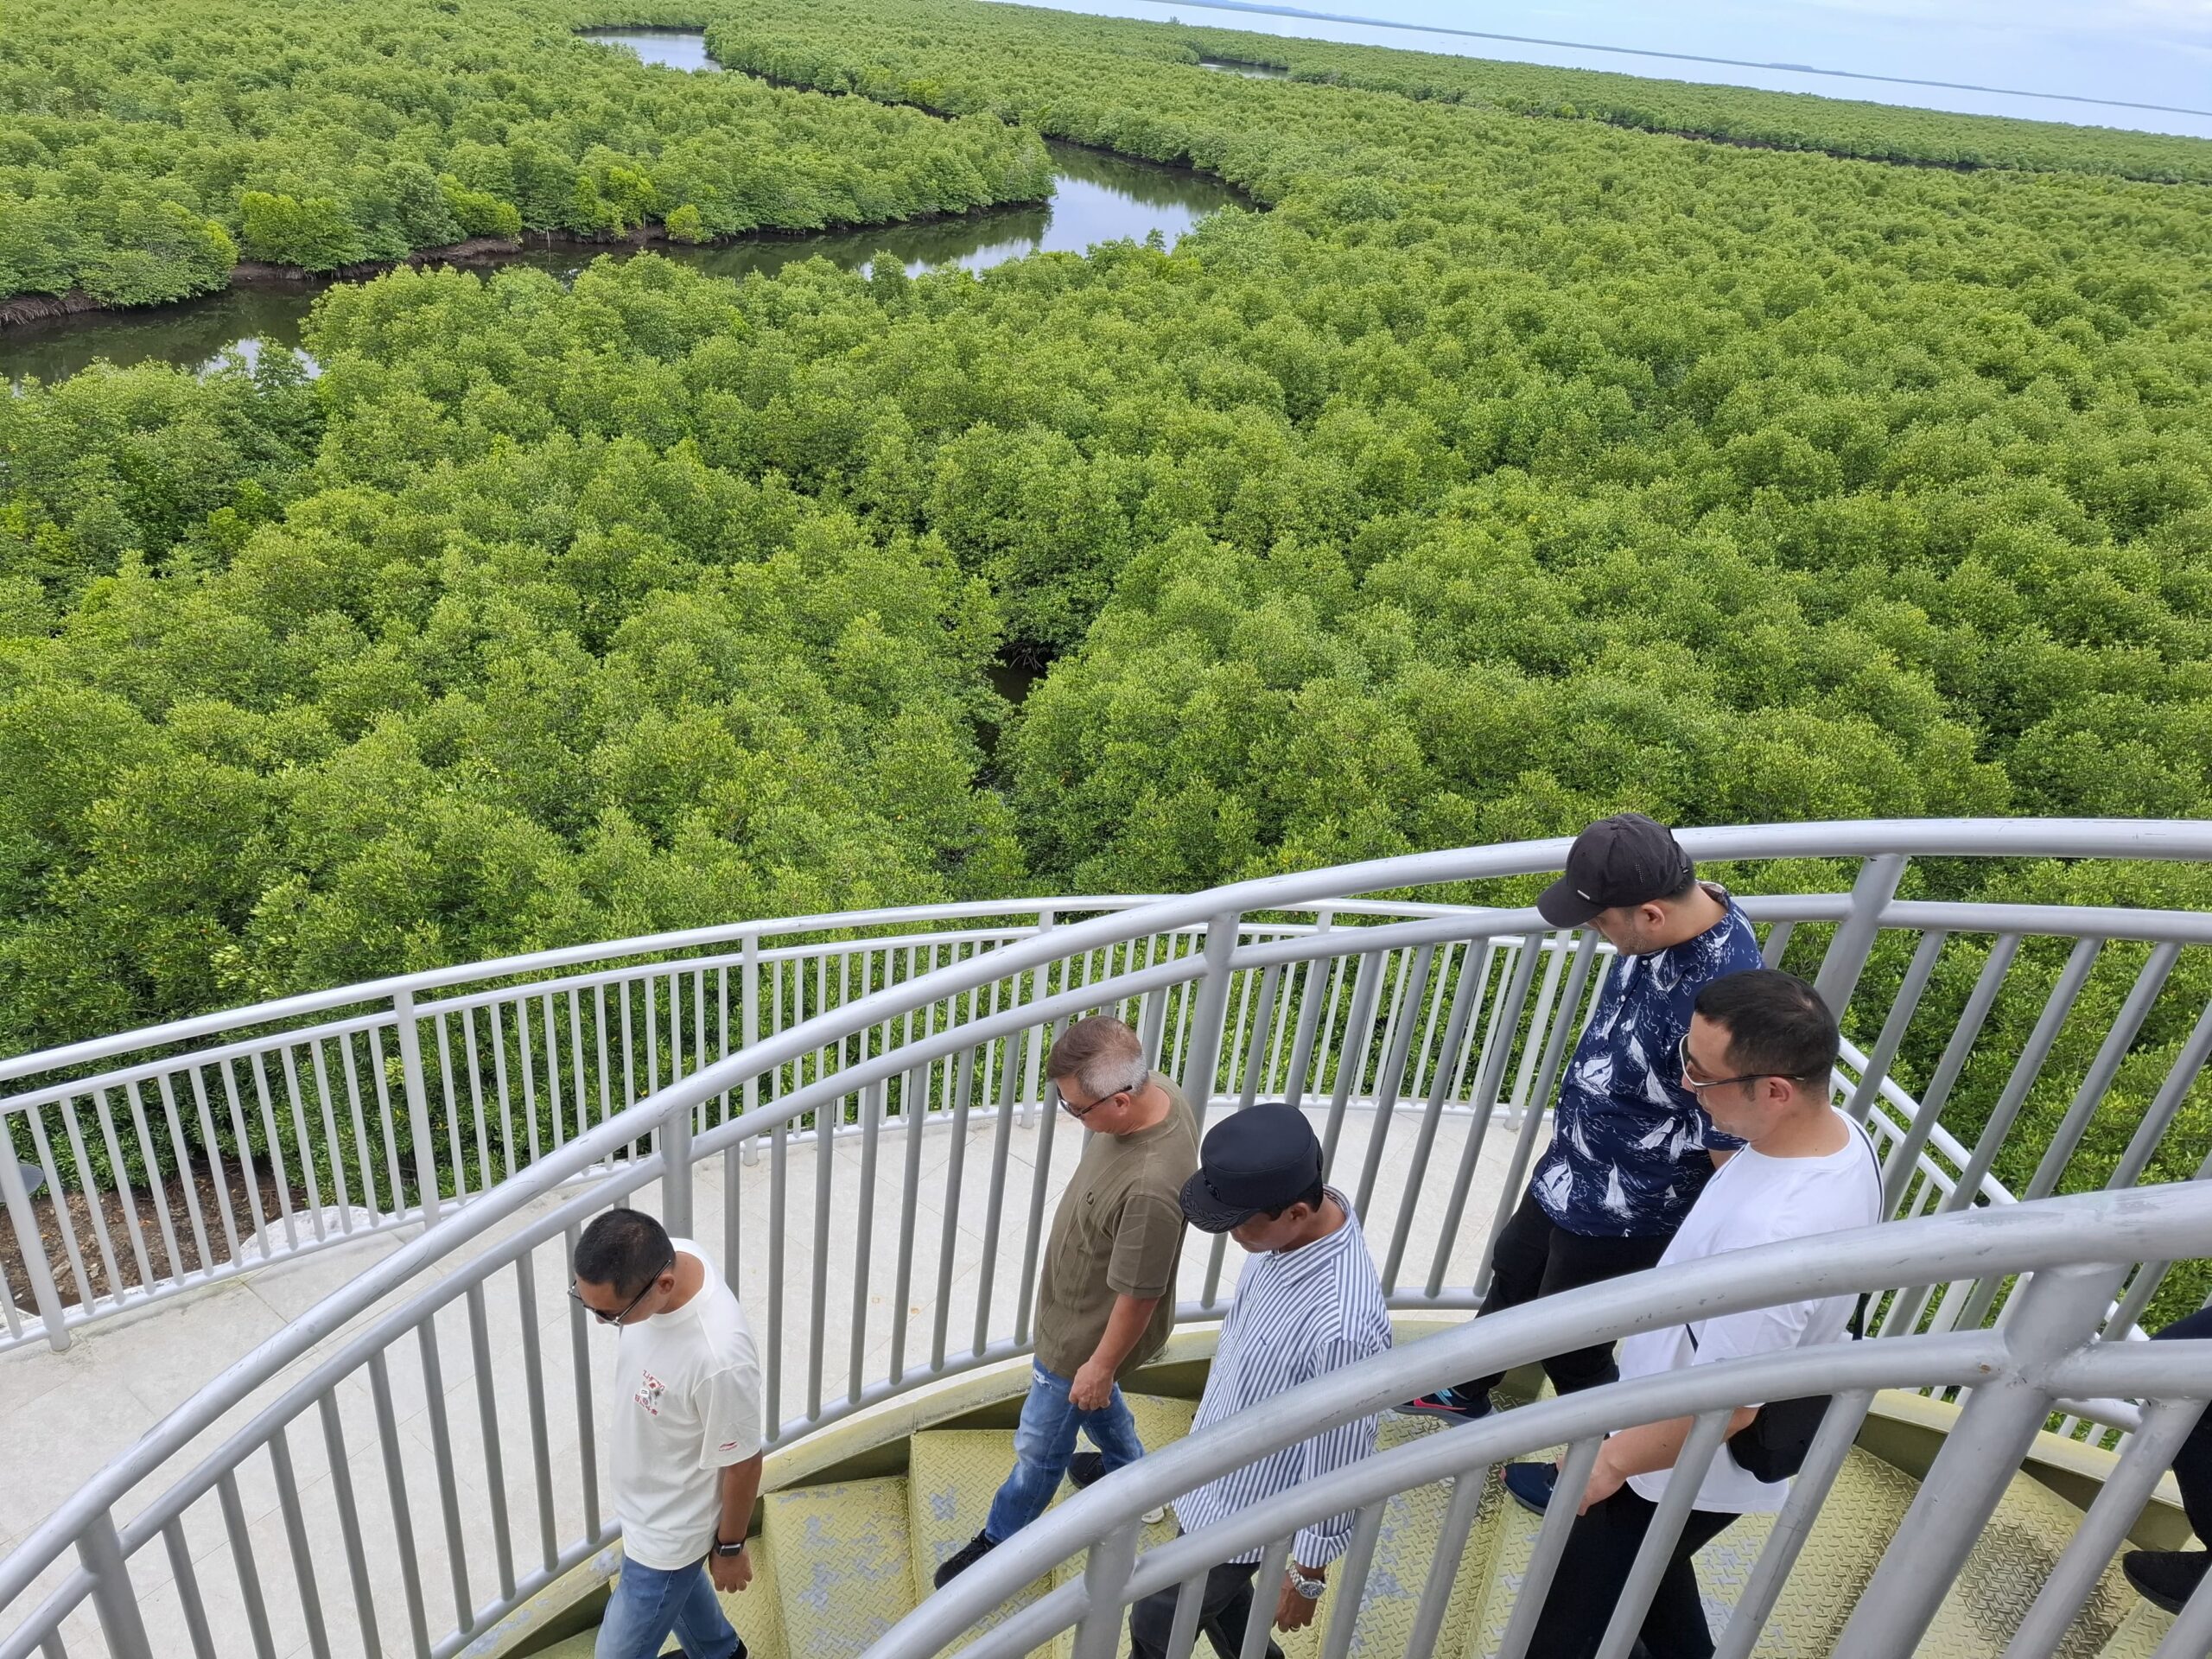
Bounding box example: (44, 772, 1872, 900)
(1292, 1332, 1385, 1566)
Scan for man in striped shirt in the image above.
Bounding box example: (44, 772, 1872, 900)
(1128, 1103, 1392, 1658)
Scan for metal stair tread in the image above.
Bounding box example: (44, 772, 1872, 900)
(763, 1473, 917, 1658)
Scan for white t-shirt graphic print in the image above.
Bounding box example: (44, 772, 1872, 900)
(1613, 1113, 1883, 1516)
(609, 1238, 764, 1570)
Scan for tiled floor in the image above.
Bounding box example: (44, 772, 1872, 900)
(0, 1102, 1528, 1658)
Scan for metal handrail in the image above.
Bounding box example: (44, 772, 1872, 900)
(872, 1182, 2212, 1659)
(5, 818, 2212, 1658)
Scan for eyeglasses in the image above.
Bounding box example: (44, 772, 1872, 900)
(1676, 1034, 1765, 1095)
(570, 1255, 673, 1325)
(1058, 1085, 1125, 1120)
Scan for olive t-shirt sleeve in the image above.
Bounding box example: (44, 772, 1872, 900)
(1107, 1189, 1186, 1300)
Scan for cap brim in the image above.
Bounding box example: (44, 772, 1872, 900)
(1180, 1169, 1261, 1235)
(1537, 875, 1604, 928)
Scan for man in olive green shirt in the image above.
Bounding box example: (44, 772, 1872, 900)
(933, 1015, 1198, 1587)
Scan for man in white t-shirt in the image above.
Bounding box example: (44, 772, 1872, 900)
(573, 1209, 764, 1659)
(1527, 969, 1884, 1659)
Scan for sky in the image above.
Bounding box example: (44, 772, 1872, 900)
(999, 0, 2212, 137)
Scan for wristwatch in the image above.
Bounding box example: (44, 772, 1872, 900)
(713, 1535, 747, 1559)
(1287, 1566, 1326, 1601)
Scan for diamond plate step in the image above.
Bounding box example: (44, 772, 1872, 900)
(763, 1474, 916, 1658)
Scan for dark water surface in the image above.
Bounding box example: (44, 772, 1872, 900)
(3, 31, 1241, 386)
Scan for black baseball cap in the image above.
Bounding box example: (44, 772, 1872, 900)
(1180, 1103, 1325, 1233)
(1537, 814, 1696, 928)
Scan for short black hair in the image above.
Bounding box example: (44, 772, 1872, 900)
(1262, 1177, 1328, 1220)
(575, 1208, 673, 1299)
(1694, 969, 1838, 1087)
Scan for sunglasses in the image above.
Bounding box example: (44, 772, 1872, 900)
(570, 1255, 674, 1325)
(1675, 1033, 1766, 1094)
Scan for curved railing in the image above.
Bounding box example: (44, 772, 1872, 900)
(874, 1183, 2212, 1659)
(3, 819, 2212, 1657)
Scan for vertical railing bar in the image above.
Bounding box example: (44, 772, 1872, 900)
(392, 988, 441, 1224)
(517, 991, 543, 1169)
(270, 1425, 334, 1659)
(1494, 1435, 1605, 1659)
(1163, 1569, 1210, 1659)
(1881, 933, 2021, 1214)
(218, 1469, 280, 1659)
(740, 936, 760, 1166)
(1760, 918, 1796, 969)
(1014, 1020, 1070, 1350)
(271, 1049, 326, 1243)
(317, 1389, 384, 1659)
(219, 1056, 273, 1251)
(716, 967, 732, 1129)
(489, 1000, 517, 1185)
(570, 987, 590, 1141)
(1422, 932, 1546, 1299)
(1320, 951, 1383, 1180)
(1070, 1519, 1145, 1659)
(1710, 1388, 1877, 1659)
(889, 1058, 928, 1384)
(350, 1025, 395, 1215)
(1842, 930, 1947, 1125)
(26, 1106, 94, 1303)
(565, 1224, 601, 1541)
(161, 1517, 219, 1659)
(1593, 1408, 1733, 1659)
(58, 1095, 127, 1296)
(430, 1014, 465, 1205)
(1403, 935, 1458, 1112)
(1813, 852, 1910, 1017)
(1237, 1537, 1295, 1659)
(369, 1348, 432, 1658)
(187, 1065, 243, 1264)
(974, 994, 1025, 1357)
(0, 1137, 65, 1347)
(2024, 939, 2181, 1200)
(465, 1281, 518, 1599)
(1236, 963, 1283, 1110)
(932, 1041, 980, 1370)
(1403, 1459, 1487, 1659)
(510, 1255, 557, 1573)
(1382, 942, 1485, 1292)
(645, 975, 660, 1103)
(766, 1119, 786, 1428)
(121, 1079, 185, 1276)
(307, 1043, 353, 1230)
(416, 1316, 475, 1631)
(1265, 933, 1301, 1092)
(1502, 932, 1569, 1115)
(1947, 936, 2102, 1215)
(849, 1080, 885, 1402)
(1281, 912, 1338, 1108)
(2107, 993, 2212, 1192)
(1318, 1500, 1389, 1659)
(461, 1007, 493, 1191)
(807, 1076, 834, 1421)
(594, 982, 613, 1130)
(540, 993, 563, 1154)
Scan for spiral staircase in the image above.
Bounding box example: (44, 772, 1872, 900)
(0, 821, 2208, 1659)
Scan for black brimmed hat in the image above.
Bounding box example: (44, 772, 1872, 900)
(1537, 814, 1696, 928)
(1180, 1103, 1324, 1234)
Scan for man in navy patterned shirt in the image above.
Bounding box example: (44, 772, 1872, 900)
(1402, 815, 1765, 1510)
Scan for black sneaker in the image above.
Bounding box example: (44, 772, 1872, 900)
(1502, 1460, 1557, 1516)
(2123, 1548, 2209, 1615)
(932, 1529, 997, 1590)
(672, 1642, 747, 1659)
(1396, 1387, 1495, 1422)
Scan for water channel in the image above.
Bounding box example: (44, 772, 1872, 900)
(2, 30, 1241, 386)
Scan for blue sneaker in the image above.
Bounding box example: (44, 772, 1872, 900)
(1396, 1387, 1495, 1422)
(1502, 1460, 1557, 1516)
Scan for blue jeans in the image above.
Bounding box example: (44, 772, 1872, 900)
(982, 1361, 1148, 1542)
(594, 1553, 741, 1659)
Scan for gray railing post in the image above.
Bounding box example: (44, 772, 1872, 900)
(0, 1135, 69, 1351)
(1020, 909, 1056, 1128)
(741, 931, 761, 1166)
(1179, 912, 1242, 1128)
(78, 1505, 155, 1659)
(663, 1080, 695, 1239)
(1812, 853, 1907, 1020)
(392, 988, 442, 1225)
(1069, 1518, 1142, 1659)
(1830, 1259, 2128, 1659)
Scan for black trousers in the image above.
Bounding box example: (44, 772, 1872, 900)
(1127, 1558, 1284, 1659)
(2157, 1308, 2212, 1543)
(1455, 1192, 1674, 1400)
(1529, 1485, 1738, 1659)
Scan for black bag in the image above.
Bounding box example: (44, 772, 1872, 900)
(1682, 1123, 1881, 1484)
(1686, 1308, 1864, 1483)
